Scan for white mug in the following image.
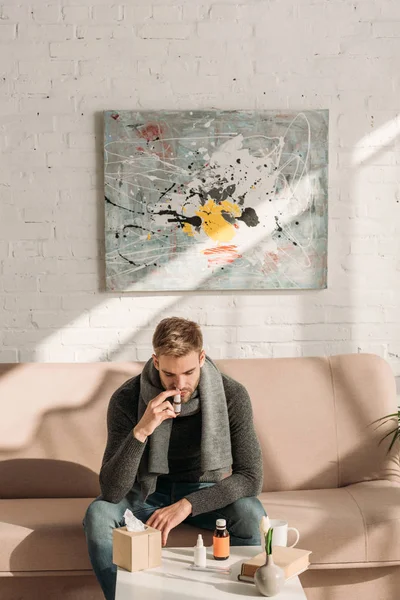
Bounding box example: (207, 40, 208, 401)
(270, 519, 300, 548)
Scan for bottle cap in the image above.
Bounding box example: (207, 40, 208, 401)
(196, 534, 204, 547)
(216, 518, 226, 528)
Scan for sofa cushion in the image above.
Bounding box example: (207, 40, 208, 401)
(0, 498, 94, 572)
(260, 480, 400, 567)
(0, 498, 214, 573)
(345, 480, 400, 563)
(2, 481, 400, 573)
(218, 354, 400, 492)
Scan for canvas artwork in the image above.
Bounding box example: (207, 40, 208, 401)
(104, 110, 328, 291)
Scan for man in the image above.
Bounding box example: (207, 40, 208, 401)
(83, 317, 266, 600)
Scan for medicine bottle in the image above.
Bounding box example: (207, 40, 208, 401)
(213, 518, 230, 560)
(194, 534, 206, 567)
(173, 394, 181, 415)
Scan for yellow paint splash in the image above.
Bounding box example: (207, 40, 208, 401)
(182, 223, 194, 237)
(196, 199, 241, 242)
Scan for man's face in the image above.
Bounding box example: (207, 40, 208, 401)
(153, 350, 205, 403)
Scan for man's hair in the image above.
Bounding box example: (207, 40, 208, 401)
(152, 317, 203, 357)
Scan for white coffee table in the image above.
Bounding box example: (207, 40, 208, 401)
(116, 546, 308, 599)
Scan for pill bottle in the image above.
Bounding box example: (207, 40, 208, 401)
(213, 518, 230, 560)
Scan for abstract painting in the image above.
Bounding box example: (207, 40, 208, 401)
(104, 110, 328, 291)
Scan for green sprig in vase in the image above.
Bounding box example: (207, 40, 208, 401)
(255, 518, 285, 597)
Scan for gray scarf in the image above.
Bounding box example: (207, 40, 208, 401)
(137, 355, 232, 500)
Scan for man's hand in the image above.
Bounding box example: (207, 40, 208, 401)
(133, 389, 180, 442)
(146, 498, 192, 546)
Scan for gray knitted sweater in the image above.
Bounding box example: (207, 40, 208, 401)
(99, 372, 263, 517)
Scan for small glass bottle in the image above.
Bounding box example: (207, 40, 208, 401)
(173, 394, 181, 415)
(194, 534, 206, 567)
(213, 518, 230, 560)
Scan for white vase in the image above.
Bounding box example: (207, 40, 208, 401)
(254, 553, 285, 597)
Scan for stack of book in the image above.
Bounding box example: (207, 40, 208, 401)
(238, 547, 312, 583)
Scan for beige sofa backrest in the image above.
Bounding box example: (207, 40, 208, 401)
(0, 354, 398, 499)
(219, 354, 399, 492)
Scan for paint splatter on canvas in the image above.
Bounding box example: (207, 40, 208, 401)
(104, 110, 328, 291)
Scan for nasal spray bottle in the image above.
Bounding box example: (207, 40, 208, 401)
(194, 534, 206, 567)
(173, 392, 182, 415)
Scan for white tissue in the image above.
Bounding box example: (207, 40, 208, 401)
(123, 509, 146, 532)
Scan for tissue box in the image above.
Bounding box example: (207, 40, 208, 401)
(112, 526, 162, 572)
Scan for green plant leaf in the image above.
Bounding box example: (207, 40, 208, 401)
(266, 528, 273, 555)
(378, 427, 399, 445)
(388, 430, 400, 453)
(371, 413, 399, 425)
(373, 419, 394, 431)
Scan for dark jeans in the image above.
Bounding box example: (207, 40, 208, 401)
(83, 479, 266, 600)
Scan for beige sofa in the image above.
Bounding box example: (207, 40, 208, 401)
(0, 354, 399, 600)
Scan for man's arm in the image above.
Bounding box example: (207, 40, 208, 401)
(184, 374, 263, 517)
(99, 376, 147, 503)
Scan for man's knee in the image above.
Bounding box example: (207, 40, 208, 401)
(83, 498, 122, 535)
(228, 497, 267, 539)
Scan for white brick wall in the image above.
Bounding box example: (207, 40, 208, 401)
(1, 0, 400, 374)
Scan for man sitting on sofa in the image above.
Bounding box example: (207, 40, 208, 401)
(83, 317, 266, 600)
